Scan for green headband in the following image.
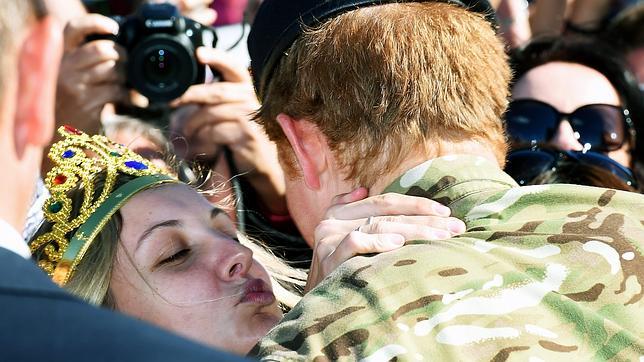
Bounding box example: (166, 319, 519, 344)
(31, 126, 180, 286)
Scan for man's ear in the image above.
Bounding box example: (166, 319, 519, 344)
(15, 16, 62, 155)
(276, 113, 326, 190)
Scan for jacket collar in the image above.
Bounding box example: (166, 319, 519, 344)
(384, 155, 518, 220)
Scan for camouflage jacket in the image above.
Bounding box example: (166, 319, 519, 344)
(252, 155, 644, 361)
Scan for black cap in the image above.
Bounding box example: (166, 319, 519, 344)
(248, 0, 496, 99)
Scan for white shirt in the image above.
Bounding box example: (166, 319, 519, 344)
(0, 218, 31, 259)
(23, 177, 48, 242)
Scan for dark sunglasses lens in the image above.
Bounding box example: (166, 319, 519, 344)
(570, 105, 624, 151)
(506, 101, 558, 145)
(505, 150, 556, 185)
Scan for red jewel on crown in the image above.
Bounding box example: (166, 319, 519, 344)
(63, 125, 82, 135)
(53, 174, 67, 185)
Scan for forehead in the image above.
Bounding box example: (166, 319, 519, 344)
(512, 61, 621, 113)
(119, 183, 213, 229)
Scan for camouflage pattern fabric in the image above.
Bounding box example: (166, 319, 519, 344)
(252, 155, 644, 361)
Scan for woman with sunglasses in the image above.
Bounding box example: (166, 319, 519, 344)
(506, 36, 644, 191)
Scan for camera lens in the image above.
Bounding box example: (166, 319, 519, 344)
(128, 35, 198, 103)
(143, 48, 178, 86)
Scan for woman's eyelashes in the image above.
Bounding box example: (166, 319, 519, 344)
(158, 248, 191, 267)
(152, 228, 237, 269)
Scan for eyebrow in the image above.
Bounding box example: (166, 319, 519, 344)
(136, 220, 182, 251)
(210, 207, 237, 237)
(135, 208, 226, 250)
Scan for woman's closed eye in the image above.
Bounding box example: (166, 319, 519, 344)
(158, 248, 191, 267)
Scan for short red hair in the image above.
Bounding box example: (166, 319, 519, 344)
(256, 2, 511, 186)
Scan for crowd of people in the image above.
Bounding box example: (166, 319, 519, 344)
(0, 0, 642, 360)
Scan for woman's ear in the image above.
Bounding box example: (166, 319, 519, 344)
(276, 113, 326, 190)
(15, 16, 63, 154)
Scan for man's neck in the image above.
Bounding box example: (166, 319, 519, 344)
(0, 182, 31, 233)
(0, 145, 40, 234)
(368, 141, 500, 196)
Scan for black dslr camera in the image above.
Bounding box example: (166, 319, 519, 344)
(100, 2, 217, 103)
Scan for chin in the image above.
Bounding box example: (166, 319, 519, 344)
(254, 309, 283, 339)
(227, 315, 282, 356)
(255, 308, 283, 333)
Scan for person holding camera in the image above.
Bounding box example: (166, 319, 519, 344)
(48, 2, 307, 264)
(55, 1, 213, 133)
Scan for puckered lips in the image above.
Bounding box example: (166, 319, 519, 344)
(240, 278, 275, 306)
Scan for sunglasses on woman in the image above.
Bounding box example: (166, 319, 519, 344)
(505, 148, 638, 189)
(505, 99, 635, 152)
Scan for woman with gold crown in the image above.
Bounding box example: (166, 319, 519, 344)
(30, 126, 464, 355)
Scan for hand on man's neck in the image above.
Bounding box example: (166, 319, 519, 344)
(367, 140, 502, 196)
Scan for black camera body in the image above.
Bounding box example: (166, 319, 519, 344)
(109, 3, 217, 102)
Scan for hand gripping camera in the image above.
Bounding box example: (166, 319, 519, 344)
(105, 2, 217, 103)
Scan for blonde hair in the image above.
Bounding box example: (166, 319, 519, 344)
(256, 2, 511, 186)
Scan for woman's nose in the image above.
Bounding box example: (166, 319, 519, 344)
(550, 120, 584, 151)
(216, 240, 253, 282)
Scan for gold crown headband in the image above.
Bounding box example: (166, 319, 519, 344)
(30, 126, 178, 286)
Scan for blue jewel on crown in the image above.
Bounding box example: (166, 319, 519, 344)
(124, 160, 148, 170)
(62, 150, 75, 159)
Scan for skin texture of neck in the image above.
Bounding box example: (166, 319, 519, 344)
(0, 71, 29, 231)
(368, 140, 502, 196)
(0, 114, 40, 232)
